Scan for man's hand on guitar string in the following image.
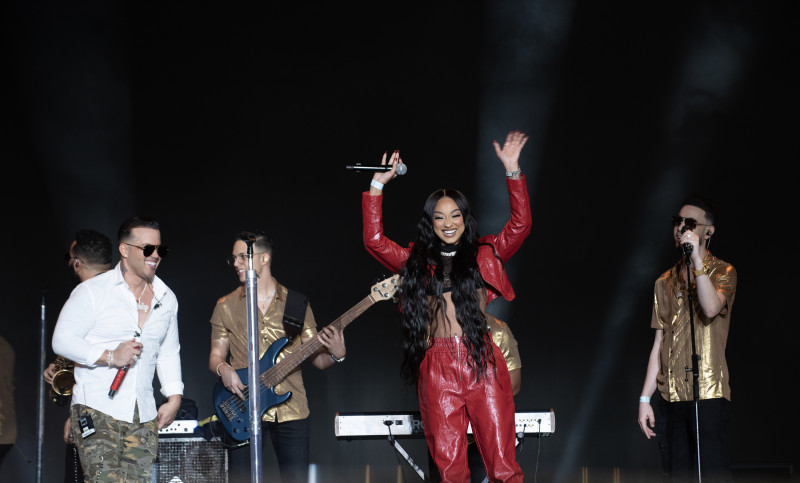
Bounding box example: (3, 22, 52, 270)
(318, 325, 345, 361)
(220, 365, 247, 401)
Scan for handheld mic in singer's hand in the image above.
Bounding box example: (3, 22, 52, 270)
(680, 225, 693, 255)
(345, 163, 407, 175)
(108, 365, 130, 398)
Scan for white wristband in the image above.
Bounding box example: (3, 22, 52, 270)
(370, 179, 384, 190)
(639, 396, 650, 403)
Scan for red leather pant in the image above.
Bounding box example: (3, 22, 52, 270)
(418, 337, 523, 482)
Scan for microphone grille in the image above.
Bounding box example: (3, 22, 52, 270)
(396, 163, 407, 175)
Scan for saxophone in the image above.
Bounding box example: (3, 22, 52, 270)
(49, 356, 76, 407)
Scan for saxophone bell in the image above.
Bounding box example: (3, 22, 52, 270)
(49, 356, 76, 407)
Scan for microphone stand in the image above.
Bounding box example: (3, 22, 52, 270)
(37, 292, 46, 483)
(683, 247, 702, 482)
(243, 236, 263, 483)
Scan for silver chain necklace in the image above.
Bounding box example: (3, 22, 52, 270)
(136, 283, 149, 312)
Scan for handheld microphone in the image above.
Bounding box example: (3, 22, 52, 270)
(108, 365, 130, 398)
(680, 226, 693, 255)
(345, 163, 407, 175)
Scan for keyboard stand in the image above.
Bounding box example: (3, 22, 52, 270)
(384, 421, 426, 481)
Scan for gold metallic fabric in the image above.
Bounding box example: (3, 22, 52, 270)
(487, 315, 521, 372)
(651, 252, 737, 402)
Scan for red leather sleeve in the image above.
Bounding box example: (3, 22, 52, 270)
(477, 176, 532, 302)
(362, 192, 410, 274)
(490, 175, 532, 263)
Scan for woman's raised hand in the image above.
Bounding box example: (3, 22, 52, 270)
(369, 149, 404, 194)
(492, 130, 529, 173)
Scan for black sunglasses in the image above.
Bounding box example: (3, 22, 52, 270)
(670, 216, 709, 230)
(125, 243, 169, 258)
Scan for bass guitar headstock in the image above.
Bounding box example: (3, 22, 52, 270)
(369, 274, 402, 303)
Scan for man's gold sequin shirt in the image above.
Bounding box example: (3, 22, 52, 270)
(651, 252, 736, 402)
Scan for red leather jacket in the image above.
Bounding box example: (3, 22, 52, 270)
(362, 176, 531, 303)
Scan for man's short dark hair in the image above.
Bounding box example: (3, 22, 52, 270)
(682, 195, 719, 226)
(118, 216, 161, 243)
(74, 229, 112, 265)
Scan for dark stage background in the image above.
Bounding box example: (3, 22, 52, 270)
(1, 1, 797, 482)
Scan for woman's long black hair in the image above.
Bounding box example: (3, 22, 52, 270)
(399, 188, 496, 385)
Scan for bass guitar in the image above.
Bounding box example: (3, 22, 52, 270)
(213, 274, 401, 441)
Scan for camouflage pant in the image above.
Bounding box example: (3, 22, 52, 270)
(70, 404, 158, 482)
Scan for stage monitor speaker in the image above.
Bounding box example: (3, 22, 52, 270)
(154, 436, 228, 482)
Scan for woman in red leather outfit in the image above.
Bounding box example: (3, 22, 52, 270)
(361, 131, 531, 482)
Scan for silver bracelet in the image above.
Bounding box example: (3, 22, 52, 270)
(106, 350, 114, 367)
(505, 169, 522, 178)
(330, 354, 345, 363)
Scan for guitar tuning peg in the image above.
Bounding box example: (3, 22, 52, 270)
(371, 274, 389, 285)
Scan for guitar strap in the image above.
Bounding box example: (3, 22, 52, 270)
(282, 289, 308, 341)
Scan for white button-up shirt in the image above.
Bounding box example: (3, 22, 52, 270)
(53, 263, 183, 423)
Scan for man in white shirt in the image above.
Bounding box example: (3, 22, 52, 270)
(53, 216, 183, 481)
